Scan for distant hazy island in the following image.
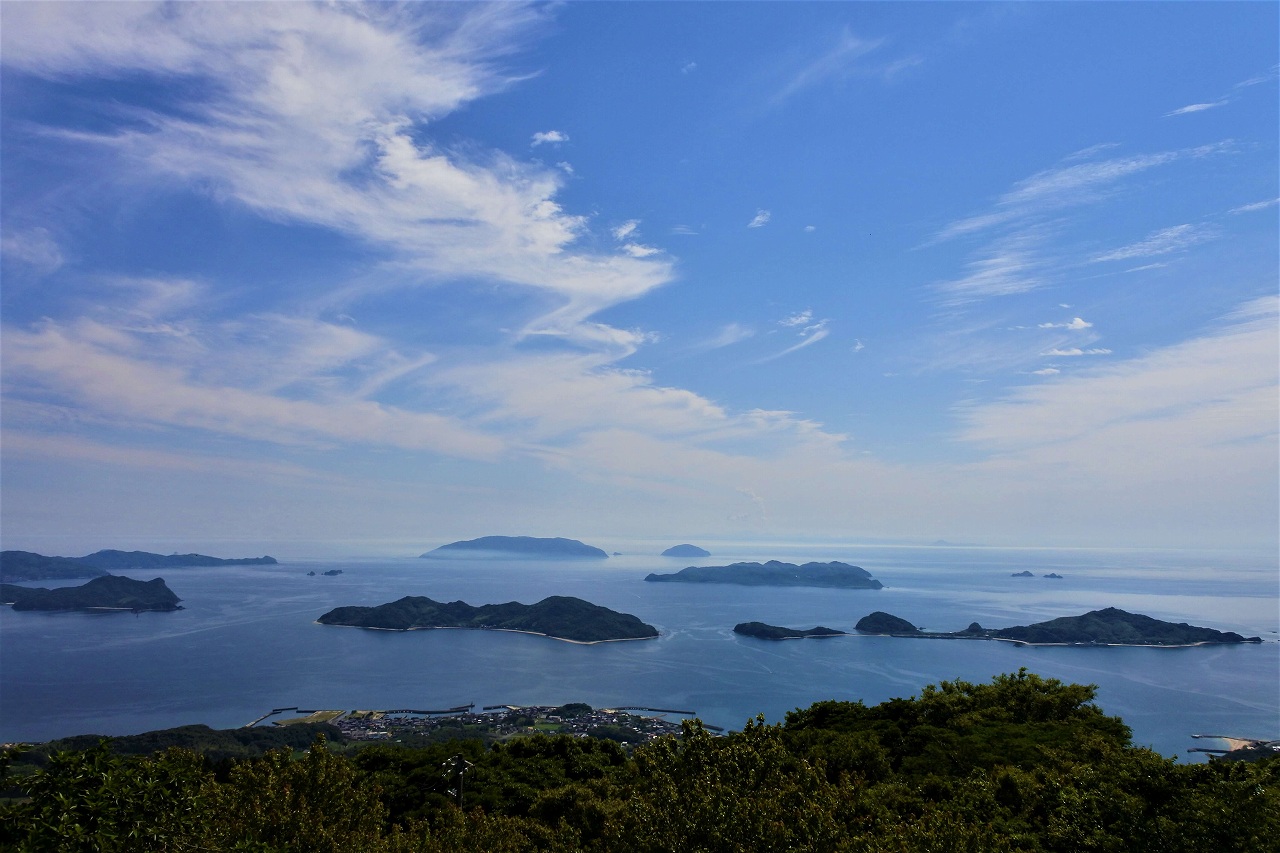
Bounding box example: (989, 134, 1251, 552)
(0, 575, 182, 612)
(646, 560, 883, 590)
(733, 622, 847, 640)
(317, 594, 657, 643)
(661, 544, 711, 557)
(854, 608, 1262, 646)
(420, 536, 609, 560)
(0, 549, 276, 582)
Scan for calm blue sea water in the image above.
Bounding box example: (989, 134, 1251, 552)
(2, 545, 1276, 762)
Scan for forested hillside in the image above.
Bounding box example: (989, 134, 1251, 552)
(2, 670, 1275, 852)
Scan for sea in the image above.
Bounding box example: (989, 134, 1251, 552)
(2, 544, 1277, 762)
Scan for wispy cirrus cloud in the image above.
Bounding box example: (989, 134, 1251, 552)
(766, 26, 918, 105)
(1092, 223, 1217, 263)
(756, 312, 830, 362)
(1041, 347, 1112, 357)
(1164, 66, 1278, 118)
(2, 227, 65, 275)
(747, 209, 771, 228)
(698, 323, 755, 351)
(935, 145, 1223, 243)
(1231, 197, 1279, 214)
(932, 230, 1044, 304)
(1165, 100, 1228, 116)
(2, 3, 673, 350)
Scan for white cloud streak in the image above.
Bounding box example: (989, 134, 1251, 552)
(1231, 197, 1279, 214)
(2, 3, 673, 350)
(1093, 224, 1216, 262)
(1165, 100, 1228, 116)
(747, 209, 771, 228)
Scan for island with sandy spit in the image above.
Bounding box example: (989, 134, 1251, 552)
(317, 594, 657, 643)
(1, 575, 183, 612)
(733, 621, 848, 640)
(645, 560, 883, 590)
(420, 536, 609, 560)
(661, 544, 711, 557)
(854, 607, 1262, 646)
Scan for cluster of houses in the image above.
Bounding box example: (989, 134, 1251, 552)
(329, 703, 692, 745)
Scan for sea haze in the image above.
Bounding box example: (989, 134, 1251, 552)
(1, 545, 1275, 761)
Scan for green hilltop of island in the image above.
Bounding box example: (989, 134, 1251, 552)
(733, 622, 848, 640)
(420, 536, 609, 560)
(317, 594, 657, 643)
(854, 607, 1263, 646)
(0, 550, 276, 582)
(646, 560, 883, 590)
(1, 575, 183, 612)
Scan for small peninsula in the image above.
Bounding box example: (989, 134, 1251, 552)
(420, 536, 609, 560)
(317, 594, 657, 643)
(661, 544, 711, 557)
(645, 560, 883, 590)
(733, 622, 847, 640)
(854, 607, 1262, 646)
(1, 576, 183, 612)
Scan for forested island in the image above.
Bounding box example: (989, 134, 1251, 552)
(0, 575, 182, 612)
(646, 560, 883, 589)
(317, 594, 657, 643)
(3, 671, 1274, 852)
(854, 607, 1263, 646)
(733, 622, 847, 640)
(420, 536, 609, 560)
(0, 549, 275, 582)
(661, 544, 711, 557)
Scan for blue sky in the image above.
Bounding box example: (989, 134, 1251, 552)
(2, 2, 1276, 557)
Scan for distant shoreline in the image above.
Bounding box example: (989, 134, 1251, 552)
(314, 622, 658, 645)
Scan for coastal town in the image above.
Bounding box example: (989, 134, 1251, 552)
(252, 703, 709, 746)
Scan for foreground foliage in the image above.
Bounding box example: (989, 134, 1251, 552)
(2, 671, 1275, 852)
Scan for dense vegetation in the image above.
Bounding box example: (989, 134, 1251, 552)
(317, 595, 658, 642)
(2, 671, 1275, 852)
(733, 621, 847, 640)
(645, 560, 883, 589)
(0, 576, 182, 612)
(855, 607, 1261, 645)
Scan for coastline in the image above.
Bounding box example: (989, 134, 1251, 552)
(856, 632, 1255, 649)
(314, 622, 658, 645)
